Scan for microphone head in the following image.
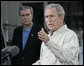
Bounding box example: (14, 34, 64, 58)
(6, 45, 20, 57)
(1, 46, 11, 57)
(1, 46, 11, 53)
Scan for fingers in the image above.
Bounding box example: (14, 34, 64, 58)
(38, 35, 45, 40)
(38, 28, 46, 40)
(41, 28, 44, 31)
(40, 28, 45, 33)
(38, 32, 45, 36)
(38, 28, 45, 36)
(38, 28, 49, 43)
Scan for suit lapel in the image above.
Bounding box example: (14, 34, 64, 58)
(19, 26, 24, 51)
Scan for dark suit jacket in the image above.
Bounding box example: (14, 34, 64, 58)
(11, 23, 42, 65)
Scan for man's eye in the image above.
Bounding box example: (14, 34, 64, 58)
(45, 16, 48, 18)
(21, 15, 25, 16)
(26, 14, 29, 16)
(50, 15, 54, 17)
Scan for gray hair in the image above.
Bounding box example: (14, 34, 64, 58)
(44, 3, 65, 17)
(19, 5, 33, 16)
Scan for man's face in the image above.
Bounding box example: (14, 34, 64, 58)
(44, 8, 64, 32)
(20, 9, 33, 26)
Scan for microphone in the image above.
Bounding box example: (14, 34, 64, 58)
(1, 46, 11, 53)
(1, 46, 11, 57)
(1, 45, 20, 60)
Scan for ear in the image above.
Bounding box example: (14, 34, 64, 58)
(60, 15, 64, 23)
(31, 14, 33, 19)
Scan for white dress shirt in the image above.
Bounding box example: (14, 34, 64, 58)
(33, 25, 79, 65)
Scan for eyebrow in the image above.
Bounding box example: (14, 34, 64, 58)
(20, 13, 30, 16)
(45, 15, 54, 17)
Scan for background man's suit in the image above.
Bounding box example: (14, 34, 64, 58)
(11, 23, 42, 65)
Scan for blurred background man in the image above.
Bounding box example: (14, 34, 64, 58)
(11, 5, 42, 65)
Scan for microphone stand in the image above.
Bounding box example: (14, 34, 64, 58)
(1, 54, 11, 65)
(7, 56, 11, 65)
(1, 22, 7, 47)
(1, 22, 11, 65)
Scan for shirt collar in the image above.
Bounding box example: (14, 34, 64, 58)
(23, 22, 33, 32)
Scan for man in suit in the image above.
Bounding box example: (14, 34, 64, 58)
(11, 5, 42, 65)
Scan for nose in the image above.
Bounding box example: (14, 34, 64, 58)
(24, 15, 27, 19)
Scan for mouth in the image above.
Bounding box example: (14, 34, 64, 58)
(24, 20, 27, 22)
(48, 24, 53, 26)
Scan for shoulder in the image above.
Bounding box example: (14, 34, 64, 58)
(61, 25, 77, 37)
(13, 26, 23, 33)
(63, 28, 78, 42)
(66, 28, 77, 37)
(58, 25, 78, 41)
